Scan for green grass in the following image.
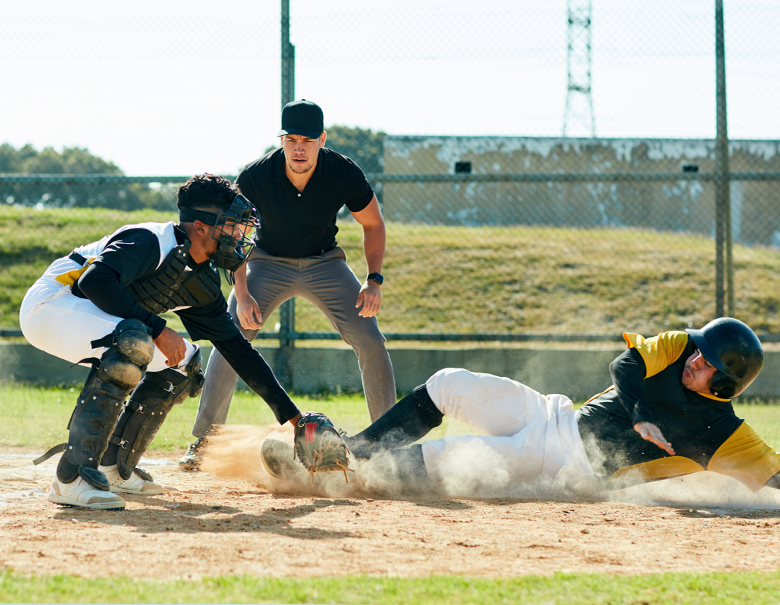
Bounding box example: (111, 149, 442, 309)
(4, 206, 780, 337)
(2, 384, 779, 453)
(2, 570, 780, 604)
(0, 384, 473, 450)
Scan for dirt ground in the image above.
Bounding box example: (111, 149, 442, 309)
(2, 424, 780, 580)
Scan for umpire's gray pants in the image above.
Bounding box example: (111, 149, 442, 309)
(191, 246, 396, 437)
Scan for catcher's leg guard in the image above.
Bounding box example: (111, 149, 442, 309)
(102, 347, 204, 481)
(58, 319, 154, 491)
(348, 385, 443, 459)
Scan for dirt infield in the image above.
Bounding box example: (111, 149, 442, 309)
(2, 425, 780, 579)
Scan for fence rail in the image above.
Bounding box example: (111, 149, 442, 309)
(4, 172, 780, 185)
(3, 165, 780, 345)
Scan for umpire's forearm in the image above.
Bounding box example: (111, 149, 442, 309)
(361, 223, 386, 274)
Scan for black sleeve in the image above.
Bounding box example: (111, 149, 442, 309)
(343, 156, 374, 213)
(211, 333, 300, 425)
(610, 347, 654, 426)
(176, 299, 241, 343)
(96, 228, 163, 283)
(77, 263, 167, 338)
(235, 166, 254, 200)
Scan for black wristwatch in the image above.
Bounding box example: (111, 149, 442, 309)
(367, 272, 384, 285)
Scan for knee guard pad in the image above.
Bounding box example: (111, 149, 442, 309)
(112, 347, 204, 480)
(94, 319, 155, 391)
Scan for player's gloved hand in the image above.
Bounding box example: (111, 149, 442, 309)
(293, 412, 353, 482)
(634, 421, 675, 456)
(356, 281, 381, 318)
(154, 326, 187, 367)
(236, 293, 263, 330)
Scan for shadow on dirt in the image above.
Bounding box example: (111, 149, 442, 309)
(51, 496, 362, 539)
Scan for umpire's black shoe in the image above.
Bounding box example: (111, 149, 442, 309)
(178, 437, 207, 472)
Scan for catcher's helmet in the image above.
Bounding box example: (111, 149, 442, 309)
(686, 317, 763, 399)
(179, 194, 259, 272)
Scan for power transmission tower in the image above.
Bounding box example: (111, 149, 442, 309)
(563, 0, 595, 137)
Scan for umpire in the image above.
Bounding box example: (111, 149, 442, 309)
(21, 174, 305, 510)
(180, 99, 396, 470)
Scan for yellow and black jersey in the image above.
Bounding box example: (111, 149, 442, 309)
(577, 331, 780, 492)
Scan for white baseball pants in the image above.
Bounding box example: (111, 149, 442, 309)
(421, 368, 597, 497)
(20, 256, 197, 373)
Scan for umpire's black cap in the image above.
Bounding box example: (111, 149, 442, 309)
(278, 99, 324, 138)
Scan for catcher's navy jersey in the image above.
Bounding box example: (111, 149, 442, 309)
(577, 331, 780, 492)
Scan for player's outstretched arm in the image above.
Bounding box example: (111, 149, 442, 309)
(634, 421, 675, 456)
(210, 333, 301, 425)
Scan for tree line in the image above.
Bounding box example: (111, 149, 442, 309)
(0, 126, 385, 211)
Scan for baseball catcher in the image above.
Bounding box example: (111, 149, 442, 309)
(262, 318, 780, 497)
(22, 174, 318, 510)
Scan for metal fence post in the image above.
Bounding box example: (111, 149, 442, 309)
(276, 0, 296, 389)
(714, 0, 733, 318)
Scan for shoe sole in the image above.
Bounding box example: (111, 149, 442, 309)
(178, 460, 200, 472)
(48, 493, 126, 511)
(109, 484, 164, 496)
(261, 439, 309, 482)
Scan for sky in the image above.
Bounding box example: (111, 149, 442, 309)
(1, 0, 778, 176)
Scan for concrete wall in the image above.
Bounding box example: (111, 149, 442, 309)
(382, 136, 780, 247)
(2, 342, 779, 401)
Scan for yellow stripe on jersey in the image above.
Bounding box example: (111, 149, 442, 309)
(707, 421, 780, 493)
(607, 456, 706, 488)
(622, 331, 689, 378)
(624, 331, 728, 402)
(54, 258, 95, 286)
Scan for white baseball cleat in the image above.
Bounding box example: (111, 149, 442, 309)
(99, 464, 164, 496)
(48, 476, 126, 510)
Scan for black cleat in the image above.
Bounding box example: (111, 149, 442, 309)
(178, 437, 207, 472)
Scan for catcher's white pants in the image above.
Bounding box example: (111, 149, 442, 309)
(421, 368, 597, 497)
(20, 255, 197, 374)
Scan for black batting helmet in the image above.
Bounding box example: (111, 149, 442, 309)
(686, 317, 763, 399)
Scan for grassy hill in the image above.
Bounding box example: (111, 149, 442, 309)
(3, 205, 780, 339)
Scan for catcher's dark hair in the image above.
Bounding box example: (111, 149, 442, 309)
(177, 173, 240, 216)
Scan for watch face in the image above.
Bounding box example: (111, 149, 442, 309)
(368, 273, 383, 285)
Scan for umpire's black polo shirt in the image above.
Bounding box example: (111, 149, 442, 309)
(236, 147, 374, 258)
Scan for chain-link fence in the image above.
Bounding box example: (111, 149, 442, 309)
(2, 1, 780, 342)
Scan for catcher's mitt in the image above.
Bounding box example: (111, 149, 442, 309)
(293, 412, 353, 483)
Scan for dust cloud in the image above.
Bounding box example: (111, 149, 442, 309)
(200, 425, 780, 511)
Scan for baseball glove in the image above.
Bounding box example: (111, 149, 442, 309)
(293, 412, 353, 483)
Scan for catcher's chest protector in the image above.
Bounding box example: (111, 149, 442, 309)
(126, 240, 222, 314)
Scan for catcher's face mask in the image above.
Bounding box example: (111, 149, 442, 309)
(179, 194, 260, 271)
